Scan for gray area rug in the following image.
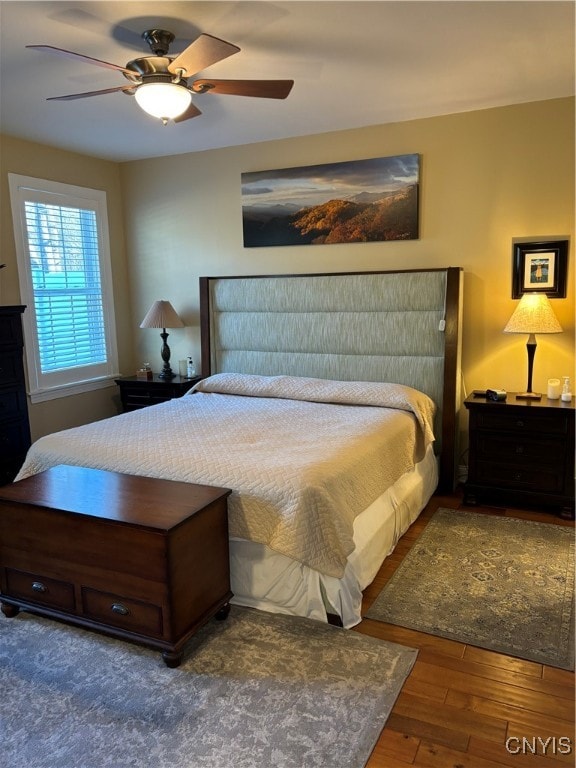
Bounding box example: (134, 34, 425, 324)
(0, 605, 417, 768)
(366, 508, 574, 670)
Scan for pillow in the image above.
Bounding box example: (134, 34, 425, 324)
(193, 373, 436, 444)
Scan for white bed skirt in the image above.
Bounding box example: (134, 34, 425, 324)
(229, 444, 438, 628)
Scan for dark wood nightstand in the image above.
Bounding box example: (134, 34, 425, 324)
(464, 393, 575, 518)
(115, 374, 201, 412)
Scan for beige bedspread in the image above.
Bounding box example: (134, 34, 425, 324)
(16, 374, 436, 578)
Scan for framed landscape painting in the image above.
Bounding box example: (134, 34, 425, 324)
(241, 154, 419, 247)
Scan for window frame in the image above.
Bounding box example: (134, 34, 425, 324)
(8, 174, 120, 403)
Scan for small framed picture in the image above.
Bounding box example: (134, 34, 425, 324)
(512, 240, 568, 298)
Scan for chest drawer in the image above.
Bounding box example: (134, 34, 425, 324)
(81, 587, 164, 637)
(0, 353, 25, 388)
(475, 461, 564, 494)
(0, 311, 24, 349)
(475, 433, 566, 469)
(4, 568, 75, 612)
(121, 389, 173, 408)
(475, 409, 570, 435)
(0, 419, 31, 458)
(0, 389, 28, 421)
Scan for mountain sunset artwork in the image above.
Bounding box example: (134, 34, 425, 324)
(241, 154, 419, 247)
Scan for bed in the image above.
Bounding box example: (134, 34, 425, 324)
(16, 268, 463, 628)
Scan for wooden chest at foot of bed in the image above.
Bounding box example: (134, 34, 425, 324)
(0, 465, 232, 667)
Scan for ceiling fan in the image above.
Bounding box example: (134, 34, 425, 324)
(27, 28, 294, 125)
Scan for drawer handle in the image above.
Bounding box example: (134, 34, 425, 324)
(111, 603, 130, 616)
(513, 472, 523, 481)
(515, 445, 524, 454)
(516, 420, 525, 428)
(32, 581, 47, 593)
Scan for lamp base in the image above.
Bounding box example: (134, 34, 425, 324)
(159, 329, 175, 379)
(515, 391, 542, 400)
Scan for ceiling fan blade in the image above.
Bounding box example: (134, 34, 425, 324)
(26, 44, 135, 75)
(168, 34, 240, 78)
(192, 79, 294, 99)
(173, 102, 203, 123)
(47, 86, 136, 101)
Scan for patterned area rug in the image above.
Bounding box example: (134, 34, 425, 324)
(0, 606, 416, 768)
(366, 508, 574, 670)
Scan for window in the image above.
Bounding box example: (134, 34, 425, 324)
(8, 174, 119, 402)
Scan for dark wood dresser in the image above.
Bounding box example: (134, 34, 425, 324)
(0, 465, 232, 667)
(115, 374, 201, 412)
(464, 393, 575, 518)
(0, 306, 31, 485)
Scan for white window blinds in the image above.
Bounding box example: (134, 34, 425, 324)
(9, 175, 119, 402)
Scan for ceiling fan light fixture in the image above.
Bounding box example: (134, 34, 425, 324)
(134, 81, 192, 123)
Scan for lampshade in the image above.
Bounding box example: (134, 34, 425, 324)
(140, 300, 184, 330)
(503, 292, 563, 335)
(503, 292, 562, 400)
(134, 82, 192, 122)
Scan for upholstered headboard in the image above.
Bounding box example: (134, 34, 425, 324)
(199, 268, 463, 491)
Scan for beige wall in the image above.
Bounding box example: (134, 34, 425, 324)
(120, 98, 574, 463)
(0, 136, 131, 440)
(1, 97, 574, 458)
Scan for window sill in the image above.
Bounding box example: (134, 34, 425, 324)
(29, 375, 121, 404)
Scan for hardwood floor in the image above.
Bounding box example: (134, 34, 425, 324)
(354, 491, 575, 768)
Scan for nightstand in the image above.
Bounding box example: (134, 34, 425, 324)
(115, 374, 201, 413)
(464, 394, 575, 519)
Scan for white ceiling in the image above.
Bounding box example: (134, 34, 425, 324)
(0, 1, 574, 163)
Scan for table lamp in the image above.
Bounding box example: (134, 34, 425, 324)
(140, 300, 184, 379)
(503, 292, 562, 399)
